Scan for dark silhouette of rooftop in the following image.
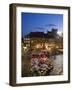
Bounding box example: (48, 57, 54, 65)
(24, 28, 58, 39)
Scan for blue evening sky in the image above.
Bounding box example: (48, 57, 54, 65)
(21, 12, 63, 37)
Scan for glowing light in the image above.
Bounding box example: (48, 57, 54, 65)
(45, 43, 48, 49)
(57, 31, 63, 36)
(36, 44, 41, 48)
(23, 46, 27, 50)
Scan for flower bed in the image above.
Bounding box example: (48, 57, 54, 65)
(30, 52, 53, 76)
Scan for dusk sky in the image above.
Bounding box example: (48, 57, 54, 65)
(21, 12, 63, 37)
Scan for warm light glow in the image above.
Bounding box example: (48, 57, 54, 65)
(45, 43, 48, 49)
(23, 46, 27, 50)
(48, 48, 51, 51)
(56, 46, 59, 48)
(36, 44, 41, 48)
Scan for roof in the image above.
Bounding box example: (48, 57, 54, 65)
(25, 32, 44, 38)
(24, 31, 57, 39)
